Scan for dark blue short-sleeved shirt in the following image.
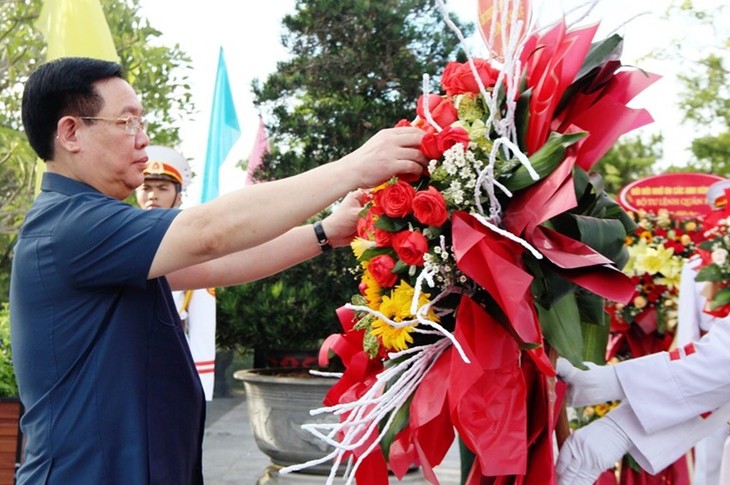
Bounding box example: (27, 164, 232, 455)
(9, 173, 205, 484)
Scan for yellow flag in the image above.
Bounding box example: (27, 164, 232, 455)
(34, 0, 119, 194)
(35, 0, 119, 62)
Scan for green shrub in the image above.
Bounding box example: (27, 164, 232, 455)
(0, 303, 18, 397)
(216, 228, 357, 358)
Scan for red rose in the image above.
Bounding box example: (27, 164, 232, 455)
(369, 203, 384, 217)
(392, 230, 428, 266)
(374, 181, 416, 218)
(437, 126, 470, 154)
(412, 187, 448, 227)
(357, 210, 377, 239)
(420, 131, 442, 160)
(441, 59, 501, 96)
(374, 227, 393, 247)
(368, 254, 399, 288)
(420, 126, 470, 160)
(416, 94, 458, 130)
(394, 119, 412, 127)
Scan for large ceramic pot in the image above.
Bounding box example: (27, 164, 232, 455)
(234, 368, 339, 475)
(234, 368, 429, 484)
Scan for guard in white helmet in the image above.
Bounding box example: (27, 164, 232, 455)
(674, 178, 730, 485)
(136, 145, 193, 209)
(136, 146, 217, 401)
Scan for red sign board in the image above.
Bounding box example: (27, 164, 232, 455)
(618, 173, 725, 219)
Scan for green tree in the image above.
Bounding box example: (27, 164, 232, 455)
(216, 0, 471, 361)
(0, 0, 194, 302)
(594, 133, 663, 196)
(595, 2, 730, 189)
(678, 51, 730, 174)
(656, 1, 730, 174)
(252, 0, 471, 178)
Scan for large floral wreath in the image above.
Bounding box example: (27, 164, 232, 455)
(285, 3, 660, 484)
(607, 209, 704, 359)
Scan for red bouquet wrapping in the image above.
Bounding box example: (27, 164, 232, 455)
(286, 7, 658, 485)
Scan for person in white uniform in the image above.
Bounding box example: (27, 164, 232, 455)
(555, 316, 730, 484)
(135, 146, 218, 400)
(673, 179, 730, 485)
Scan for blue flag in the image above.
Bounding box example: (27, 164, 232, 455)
(200, 47, 240, 203)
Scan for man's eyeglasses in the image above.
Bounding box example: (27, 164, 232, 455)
(79, 115, 147, 136)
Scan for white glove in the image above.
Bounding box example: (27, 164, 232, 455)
(556, 410, 631, 485)
(556, 357, 625, 407)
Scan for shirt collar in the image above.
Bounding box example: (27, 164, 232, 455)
(41, 172, 101, 197)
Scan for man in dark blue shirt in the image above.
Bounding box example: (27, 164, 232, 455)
(10, 57, 427, 484)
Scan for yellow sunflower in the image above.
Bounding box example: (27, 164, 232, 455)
(359, 271, 381, 309)
(370, 281, 438, 351)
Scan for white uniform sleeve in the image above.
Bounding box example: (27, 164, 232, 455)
(675, 258, 706, 346)
(615, 316, 730, 433)
(614, 401, 730, 474)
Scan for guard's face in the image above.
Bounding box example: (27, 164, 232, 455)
(136, 179, 181, 209)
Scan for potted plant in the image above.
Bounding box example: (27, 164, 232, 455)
(0, 302, 22, 483)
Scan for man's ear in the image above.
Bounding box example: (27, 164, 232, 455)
(56, 116, 82, 153)
(174, 191, 183, 208)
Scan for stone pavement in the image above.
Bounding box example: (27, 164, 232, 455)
(202, 388, 461, 484)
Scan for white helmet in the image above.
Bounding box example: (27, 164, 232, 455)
(143, 145, 192, 190)
(707, 179, 730, 209)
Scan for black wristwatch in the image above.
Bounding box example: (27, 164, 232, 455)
(313, 221, 332, 253)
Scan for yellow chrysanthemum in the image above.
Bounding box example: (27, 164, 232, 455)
(361, 269, 382, 309)
(351, 237, 375, 260)
(369, 281, 438, 352)
(378, 293, 400, 320)
(370, 318, 415, 352)
(390, 280, 439, 322)
(372, 287, 414, 351)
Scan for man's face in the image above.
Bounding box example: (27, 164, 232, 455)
(136, 179, 181, 209)
(70, 77, 150, 200)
